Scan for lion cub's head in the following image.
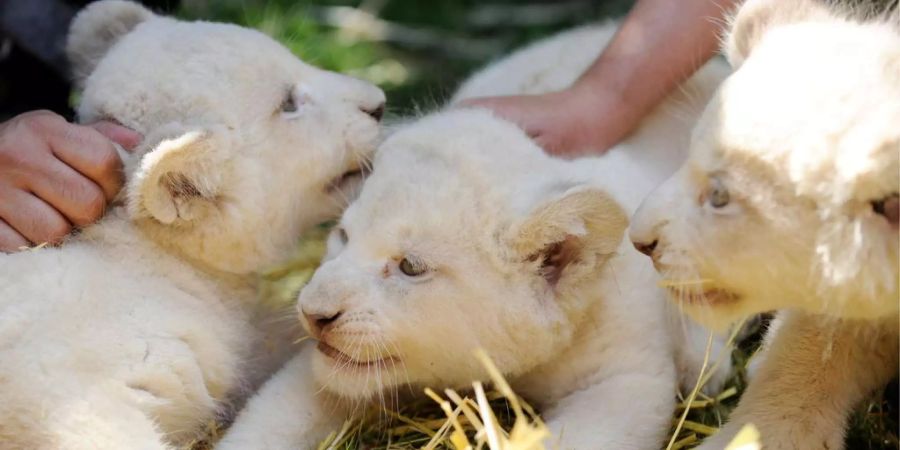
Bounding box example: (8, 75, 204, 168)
(630, 0, 899, 328)
(297, 109, 627, 400)
(68, 1, 385, 273)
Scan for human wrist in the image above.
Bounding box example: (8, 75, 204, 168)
(557, 80, 642, 153)
(565, 76, 633, 123)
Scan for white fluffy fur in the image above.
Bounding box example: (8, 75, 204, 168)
(221, 23, 730, 449)
(630, 0, 899, 448)
(631, 0, 899, 326)
(0, 1, 384, 449)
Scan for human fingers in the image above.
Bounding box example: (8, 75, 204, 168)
(90, 121, 142, 151)
(25, 158, 107, 227)
(0, 218, 30, 253)
(43, 120, 124, 201)
(0, 187, 72, 246)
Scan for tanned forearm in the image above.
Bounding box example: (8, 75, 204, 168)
(573, 0, 742, 134)
(460, 0, 742, 156)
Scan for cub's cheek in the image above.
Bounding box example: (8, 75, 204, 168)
(343, 116, 382, 155)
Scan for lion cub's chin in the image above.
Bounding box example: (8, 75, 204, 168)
(659, 284, 744, 330)
(310, 341, 404, 399)
(658, 269, 897, 330)
(327, 166, 368, 204)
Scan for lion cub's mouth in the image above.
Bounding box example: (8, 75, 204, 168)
(664, 287, 740, 306)
(327, 166, 366, 194)
(317, 341, 400, 369)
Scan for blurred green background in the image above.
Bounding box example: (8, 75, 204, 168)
(178, 0, 635, 114)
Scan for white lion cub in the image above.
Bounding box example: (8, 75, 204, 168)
(630, 0, 899, 448)
(0, 1, 384, 449)
(221, 23, 729, 449)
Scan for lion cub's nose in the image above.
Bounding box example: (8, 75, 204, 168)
(303, 310, 343, 336)
(361, 102, 385, 122)
(632, 239, 658, 257)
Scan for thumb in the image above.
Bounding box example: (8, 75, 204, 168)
(89, 121, 143, 151)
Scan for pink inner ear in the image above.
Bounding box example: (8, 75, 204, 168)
(874, 194, 899, 227)
(536, 235, 581, 286)
(162, 172, 202, 199)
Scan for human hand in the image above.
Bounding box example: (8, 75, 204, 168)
(0, 110, 142, 252)
(458, 86, 630, 158)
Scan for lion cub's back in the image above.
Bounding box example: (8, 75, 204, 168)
(451, 23, 618, 102)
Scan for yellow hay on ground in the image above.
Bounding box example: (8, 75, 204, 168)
(314, 350, 549, 450)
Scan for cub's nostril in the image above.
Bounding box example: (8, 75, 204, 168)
(633, 239, 658, 257)
(361, 103, 385, 122)
(304, 311, 343, 334)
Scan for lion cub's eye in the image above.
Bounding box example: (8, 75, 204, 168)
(398, 256, 429, 277)
(280, 92, 298, 114)
(707, 177, 730, 209)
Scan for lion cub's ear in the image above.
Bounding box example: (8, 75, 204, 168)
(509, 185, 628, 286)
(67, 0, 154, 86)
(726, 0, 831, 68)
(128, 127, 231, 225)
